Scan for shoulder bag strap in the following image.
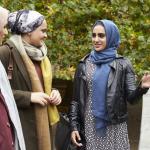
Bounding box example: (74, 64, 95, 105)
(5, 44, 13, 80)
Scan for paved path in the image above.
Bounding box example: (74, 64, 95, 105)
(138, 89, 150, 150)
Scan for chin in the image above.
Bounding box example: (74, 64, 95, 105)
(95, 48, 103, 52)
(33, 43, 42, 48)
(38, 42, 43, 47)
(36, 45, 42, 48)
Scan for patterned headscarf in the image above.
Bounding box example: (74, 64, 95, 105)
(8, 10, 44, 34)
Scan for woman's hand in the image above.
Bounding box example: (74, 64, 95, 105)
(31, 92, 50, 106)
(71, 131, 83, 147)
(141, 73, 150, 88)
(49, 89, 62, 105)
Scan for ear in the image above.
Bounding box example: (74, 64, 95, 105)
(28, 32, 31, 36)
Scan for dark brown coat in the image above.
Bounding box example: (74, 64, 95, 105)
(0, 40, 38, 150)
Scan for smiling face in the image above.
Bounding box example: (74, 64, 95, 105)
(26, 19, 47, 47)
(92, 25, 106, 51)
(0, 8, 9, 44)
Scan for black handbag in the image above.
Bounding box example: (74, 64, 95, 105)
(55, 113, 76, 150)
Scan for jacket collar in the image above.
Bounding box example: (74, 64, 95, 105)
(109, 54, 123, 69)
(79, 53, 124, 88)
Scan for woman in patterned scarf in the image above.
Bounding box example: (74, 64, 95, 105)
(0, 9, 62, 150)
(69, 19, 150, 150)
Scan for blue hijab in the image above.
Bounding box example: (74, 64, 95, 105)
(89, 19, 120, 136)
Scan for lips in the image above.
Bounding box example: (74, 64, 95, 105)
(95, 44, 102, 48)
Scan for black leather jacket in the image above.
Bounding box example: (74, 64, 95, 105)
(69, 54, 148, 135)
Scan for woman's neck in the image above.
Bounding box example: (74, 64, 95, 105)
(21, 34, 31, 45)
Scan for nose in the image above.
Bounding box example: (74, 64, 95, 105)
(94, 35, 99, 42)
(44, 32, 47, 38)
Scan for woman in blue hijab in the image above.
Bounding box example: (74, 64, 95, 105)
(69, 19, 150, 150)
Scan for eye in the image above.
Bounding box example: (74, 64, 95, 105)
(4, 24, 8, 29)
(92, 33, 96, 38)
(42, 28, 47, 32)
(98, 33, 105, 38)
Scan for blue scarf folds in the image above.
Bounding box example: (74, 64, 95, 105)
(89, 19, 120, 136)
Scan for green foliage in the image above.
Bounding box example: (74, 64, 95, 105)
(0, 0, 150, 79)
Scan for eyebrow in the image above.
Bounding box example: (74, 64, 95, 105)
(42, 28, 47, 32)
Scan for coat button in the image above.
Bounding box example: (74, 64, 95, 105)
(6, 122, 11, 127)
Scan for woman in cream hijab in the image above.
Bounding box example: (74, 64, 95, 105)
(0, 6, 8, 44)
(0, 9, 61, 150)
(0, 6, 26, 150)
